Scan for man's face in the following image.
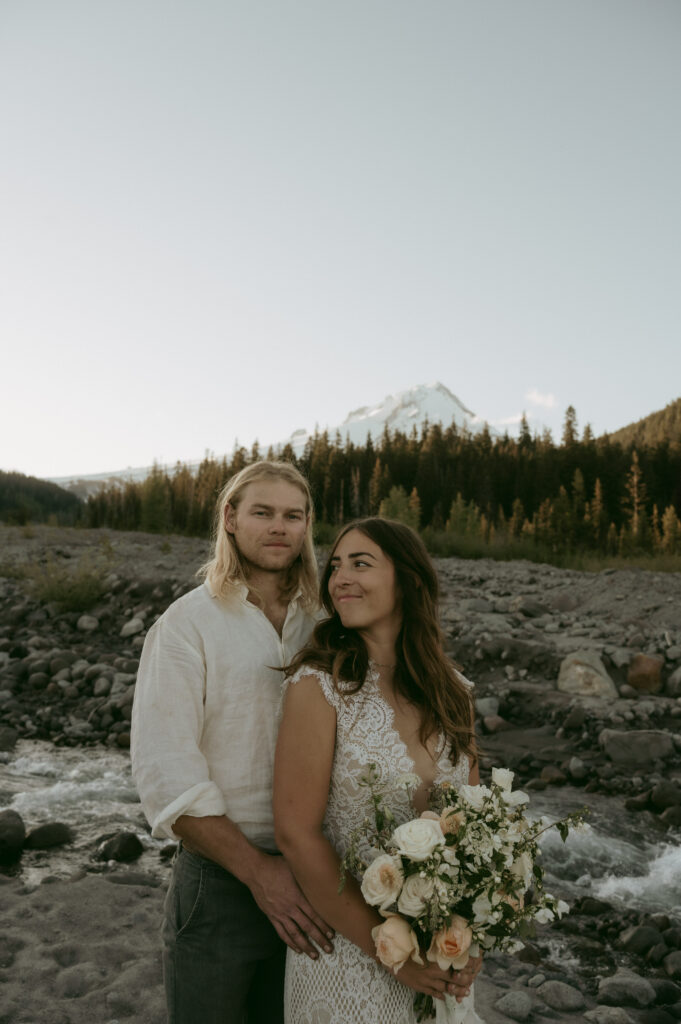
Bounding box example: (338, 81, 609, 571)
(224, 479, 310, 574)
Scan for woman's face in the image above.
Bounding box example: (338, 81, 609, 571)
(327, 528, 401, 633)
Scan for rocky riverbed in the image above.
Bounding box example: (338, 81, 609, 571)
(1, 524, 681, 1024)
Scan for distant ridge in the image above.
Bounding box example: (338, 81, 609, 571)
(47, 382, 492, 496)
(607, 397, 681, 448)
(282, 381, 492, 454)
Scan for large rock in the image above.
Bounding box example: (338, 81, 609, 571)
(24, 822, 74, 849)
(664, 951, 681, 980)
(650, 782, 681, 812)
(0, 809, 26, 862)
(538, 980, 585, 1011)
(76, 614, 99, 632)
(494, 989, 533, 1021)
(120, 616, 145, 638)
(558, 651, 618, 698)
(619, 925, 663, 955)
(599, 729, 675, 766)
(598, 968, 656, 1008)
(585, 1010, 634, 1024)
(0, 725, 18, 751)
(627, 653, 664, 694)
(667, 665, 681, 698)
(96, 831, 144, 862)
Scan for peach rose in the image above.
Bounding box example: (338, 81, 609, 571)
(426, 915, 473, 970)
(420, 810, 440, 821)
(372, 915, 424, 974)
(439, 806, 465, 836)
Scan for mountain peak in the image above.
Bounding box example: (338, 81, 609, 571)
(285, 381, 488, 452)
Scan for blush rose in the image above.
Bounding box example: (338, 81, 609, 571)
(426, 915, 473, 970)
(372, 915, 424, 974)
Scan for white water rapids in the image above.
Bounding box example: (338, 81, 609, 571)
(1, 739, 680, 916)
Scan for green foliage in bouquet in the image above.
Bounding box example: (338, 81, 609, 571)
(340, 764, 588, 1021)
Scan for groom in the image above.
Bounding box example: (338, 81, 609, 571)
(131, 460, 333, 1024)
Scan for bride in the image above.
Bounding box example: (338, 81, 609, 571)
(274, 517, 484, 1024)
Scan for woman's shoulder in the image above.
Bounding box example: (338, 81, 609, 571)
(285, 663, 342, 709)
(286, 662, 363, 711)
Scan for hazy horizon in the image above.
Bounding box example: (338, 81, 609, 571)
(2, 1, 680, 478)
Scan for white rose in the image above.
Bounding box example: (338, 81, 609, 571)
(501, 789, 530, 807)
(458, 784, 491, 811)
(556, 899, 570, 918)
(361, 854, 404, 911)
(492, 767, 515, 792)
(510, 851, 533, 889)
(392, 818, 444, 862)
(397, 874, 434, 917)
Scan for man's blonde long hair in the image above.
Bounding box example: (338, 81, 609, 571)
(198, 460, 318, 610)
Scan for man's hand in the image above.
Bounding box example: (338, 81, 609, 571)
(448, 954, 483, 1001)
(249, 856, 335, 959)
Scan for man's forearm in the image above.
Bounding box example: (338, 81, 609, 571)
(172, 813, 269, 889)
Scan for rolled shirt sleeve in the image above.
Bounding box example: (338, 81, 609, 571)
(131, 609, 227, 839)
(131, 582, 318, 848)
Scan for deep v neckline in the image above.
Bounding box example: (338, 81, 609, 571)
(367, 662, 447, 810)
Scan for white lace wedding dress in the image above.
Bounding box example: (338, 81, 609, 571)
(283, 664, 485, 1024)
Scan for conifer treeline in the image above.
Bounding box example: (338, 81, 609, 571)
(84, 409, 681, 556)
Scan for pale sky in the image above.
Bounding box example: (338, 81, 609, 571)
(2, 1, 680, 479)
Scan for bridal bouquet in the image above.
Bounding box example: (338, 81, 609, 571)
(340, 765, 586, 1022)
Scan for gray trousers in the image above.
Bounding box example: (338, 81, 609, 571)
(163, 846, 286, 1024)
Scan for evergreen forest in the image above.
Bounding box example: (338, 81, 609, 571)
(0, 471, 82, 526)
(81, 407, 681, 563)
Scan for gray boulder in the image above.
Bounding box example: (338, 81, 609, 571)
(598, 968, 656, 1007)
(0, 808, 25, 862)
(599, 729, 675, 766)
(120, 616, 145, 638)
(585, 1010, 634, 1024)
(0, 725, 18, 751)
(538, 980, 585, 1011)
(76, 614, 99, 632)
(664, 951, 681, 980)
(494, 989, 533, 1021)
(667, 665, 681, 698)
(619, 924, 663, 955)
(650, 781, 681, 811)
(24, 822, 74, 849)
(558, 651, 618, 698)
(475, 696, 499, 718)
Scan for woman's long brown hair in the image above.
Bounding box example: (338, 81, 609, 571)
(286, 517, 476, 766)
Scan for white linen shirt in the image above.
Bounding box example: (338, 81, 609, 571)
(131, 580, 317, 846)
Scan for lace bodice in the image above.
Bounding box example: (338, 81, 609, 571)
(282, 663, 480, 1024)
(285, 663, 470, 868)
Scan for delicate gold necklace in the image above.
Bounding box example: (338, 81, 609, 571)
(373, 660, 396, 669)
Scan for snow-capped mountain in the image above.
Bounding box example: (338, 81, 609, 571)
(283, 382, 489, 453)
(49, 383, 491, 496)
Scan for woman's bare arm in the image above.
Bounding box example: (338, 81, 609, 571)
(274, 674, 456, 999)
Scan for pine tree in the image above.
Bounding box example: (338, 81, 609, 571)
(408, 487, 422, 529)
(562, 406, 578, 446)
(661, 505, 681, 553)
(623, 450, 649, 546)
(509, 498, 525, 537)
